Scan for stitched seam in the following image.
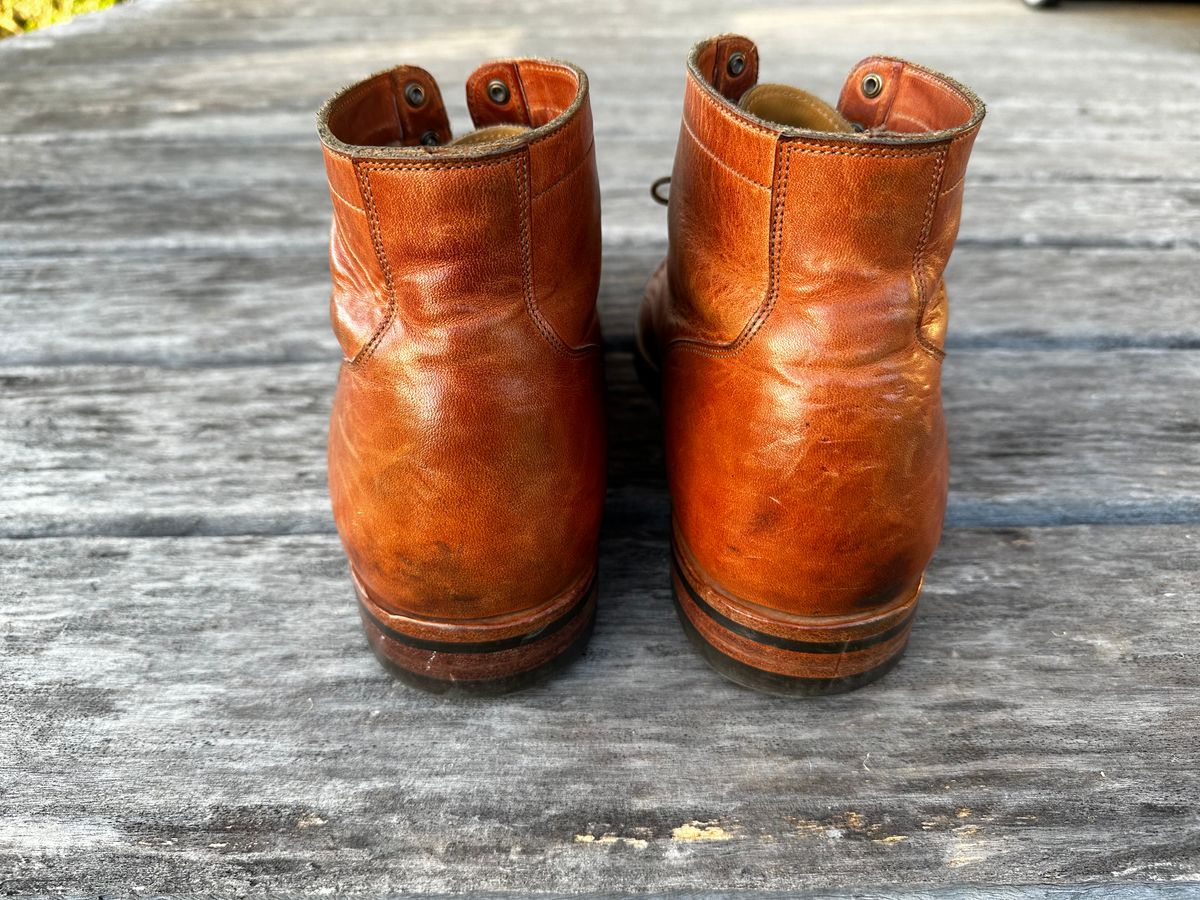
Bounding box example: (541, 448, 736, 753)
(347, 164, 397, 367)
(530, 137, 595, 202)
(914, 146, 949, 360)
(327, 183, 366, 213)
(682, 115, 770, 190)
(516, 152, 599, 359)
(357, 156, 517, 173)
(668, 140, 942, 359)
(669, 139, 790, 360)
(515, 63, 585, 150)
(332, 216, 376, 297)
(780, 140, 943, 159)
(900, 65, 973, 119)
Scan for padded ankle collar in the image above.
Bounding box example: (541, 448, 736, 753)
(317, 57, 588, 160)
(686, 34, 984, 145)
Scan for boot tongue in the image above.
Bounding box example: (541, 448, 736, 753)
(448, 124, 532, 147)
(739, 83, 855, 134)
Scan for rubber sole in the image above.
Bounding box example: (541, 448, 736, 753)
(671, 542, 917, 697)
(353, 569, 597, 695)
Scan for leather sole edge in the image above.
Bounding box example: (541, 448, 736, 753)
(671, 551, 916, 697)
(354, 572, 598, 694)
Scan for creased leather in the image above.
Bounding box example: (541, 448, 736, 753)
(317, 58, 605, 623)
(640, 35, 984, 618)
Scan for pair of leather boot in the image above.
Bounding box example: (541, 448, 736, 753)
(315, 35, 985, 696)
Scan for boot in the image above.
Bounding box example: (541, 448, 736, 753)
(637, 35, 985, 695)
(317, 57, 605, 693)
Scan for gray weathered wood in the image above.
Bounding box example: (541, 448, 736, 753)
(3, 524, 1199, 893)
(2, 0, 1199, 894)
(2, 349, 1199, 539)
(2, 246, 1198, 368)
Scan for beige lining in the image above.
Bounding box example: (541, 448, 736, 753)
(739, 83, 854, 134)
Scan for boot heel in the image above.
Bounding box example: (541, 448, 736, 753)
(671, 543, 918, 696)
(353, 568, 597, 695)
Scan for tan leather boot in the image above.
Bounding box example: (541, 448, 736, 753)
(317, 58, 605, 693)
(637, 35, 985, 695)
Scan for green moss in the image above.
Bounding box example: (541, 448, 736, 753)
(1, 0, 121, 37)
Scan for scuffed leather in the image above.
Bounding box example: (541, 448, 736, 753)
(317, 59, 605, 621)
(640, 36, 984, 617)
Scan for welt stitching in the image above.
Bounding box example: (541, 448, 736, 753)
(914, 147, 949, 360)
(682, 115, 770, 190)
(530, 137, 595, 202)
(347, 164, 397, 366)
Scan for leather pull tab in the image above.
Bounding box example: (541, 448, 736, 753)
(387, 67, 452, 146)
(838, 57, 979, 135)
(322, 65, 451, 148)
(466, 61, 533, 128)
(704, 35, 759, 102)
(837, 58, 904, 131)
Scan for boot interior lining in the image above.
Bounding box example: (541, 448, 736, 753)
(448, 124, 533, 146)
(739, 83, 855, 134)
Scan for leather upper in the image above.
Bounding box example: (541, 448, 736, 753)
(640, 35, 984, 617)
(318, 59, 605, 621)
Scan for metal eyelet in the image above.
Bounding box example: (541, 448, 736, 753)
(861, 72, 884, 98)
(419, 130, 440, 146)
(726, 51, 746, 77)
(404, 81, 426, 107)
(487, 79, 510, 104)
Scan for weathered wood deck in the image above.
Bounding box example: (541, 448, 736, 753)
(2, 0, 1199, 895)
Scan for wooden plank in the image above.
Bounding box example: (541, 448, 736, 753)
(1, 349, 1198, 539)
(3, 246, 1196, 367)
(4, 1, 1197, 127)
(3, 174, 1195, 257)
(5, 129, 1196, 186)
(2, 524, 1198, 893)
(2, 0, 1199, 895)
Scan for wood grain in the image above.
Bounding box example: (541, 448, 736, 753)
(2, 349, 1198, 539)
(3, 524, 1199, 893)
(2, 0, 1199, 894)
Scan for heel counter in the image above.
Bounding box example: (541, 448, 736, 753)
(664, 343, 945, 618)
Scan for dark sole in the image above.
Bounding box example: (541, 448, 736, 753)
(355, 572, 598, 696)
(671, 551, 915, 697)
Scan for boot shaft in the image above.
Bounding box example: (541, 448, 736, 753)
(639, 35, 984, 694)
(316, 60, 606, 691)
(317, 59, 602, 364)
(664, 35, 983, 362)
